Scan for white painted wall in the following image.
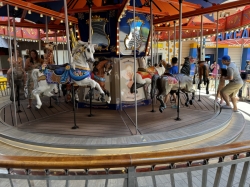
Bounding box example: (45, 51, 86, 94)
(156, 40, 193, 64)
(228, 48, 242, 71)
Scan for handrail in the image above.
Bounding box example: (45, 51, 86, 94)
(0, 140, 250, 169)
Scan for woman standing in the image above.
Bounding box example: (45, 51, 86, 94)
(210, 61, 220, 78)
(25, 50, 43, 109)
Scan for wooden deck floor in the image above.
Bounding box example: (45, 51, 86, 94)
(0, 94, 216, 137)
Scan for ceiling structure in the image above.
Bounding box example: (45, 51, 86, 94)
(0, 0, 248, 44)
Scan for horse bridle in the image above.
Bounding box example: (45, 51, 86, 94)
(104, 61, 113, 74)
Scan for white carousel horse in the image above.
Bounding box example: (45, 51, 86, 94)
(151, 73, 195, 113)
(130, 57, 166, 93)
(31, 41, 105, 109)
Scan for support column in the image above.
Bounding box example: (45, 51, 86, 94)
(173, 21, 176, 57)
(200, 14, 204, 61)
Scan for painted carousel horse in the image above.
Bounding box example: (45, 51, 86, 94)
(90, 57, 113, 103)
(31, 40, 105, 109)
(130, 57, 166, 93)
(9, 66, 26, 101)
(151, 73, 195, 113)
(196, 61, 210, 94)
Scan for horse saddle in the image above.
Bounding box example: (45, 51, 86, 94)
(46, 64, 69, 75)
(162, 73, 174, 77)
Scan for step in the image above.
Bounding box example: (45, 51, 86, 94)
(169, 110, 245, 150)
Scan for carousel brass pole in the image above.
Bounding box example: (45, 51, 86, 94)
(7, 5, 17, 126)
(150, 0, 155, 113)
(55, 30, 61, 98)
(133, 0, 138, 134)
(89, 7, 92, 43)
(168, 31, 170, 64)
(38, 31, 41, 58)
(175, 0, 182, 121)
(63, 0, 72, 62)
(215, 11, 219, 111)
(198, 14, 203, 102)
(173, 21, 176, 57)
(63, 0, 78, 129)
(45, 16, 48, 43)
(13, 15, 22, 114)
(200, 14, 204, 61)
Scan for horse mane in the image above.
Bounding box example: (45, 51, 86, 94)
(180, 58, 190, 76)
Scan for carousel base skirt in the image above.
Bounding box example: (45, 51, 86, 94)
(0, 94, 241, 155)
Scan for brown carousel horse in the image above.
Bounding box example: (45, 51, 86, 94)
(90, 57, 113, 103)
(195, 46, 210, 94)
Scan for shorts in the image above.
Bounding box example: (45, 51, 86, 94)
(221, 82, 243, 98)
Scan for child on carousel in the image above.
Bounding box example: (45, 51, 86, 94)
(7, 49, 26, 86)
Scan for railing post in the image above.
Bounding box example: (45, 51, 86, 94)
(127, 166, 136, 187)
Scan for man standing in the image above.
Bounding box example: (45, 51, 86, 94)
(220, 55, 243, 112)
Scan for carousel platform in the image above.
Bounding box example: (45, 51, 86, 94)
(0, 91, 245, 155)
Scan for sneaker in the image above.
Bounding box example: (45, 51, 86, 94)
(221, 105, 232, 109)
(171, 105, 179, 109)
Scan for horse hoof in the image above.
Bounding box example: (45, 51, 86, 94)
(206, 91, 209, 94)
(189, 100, 193, 105)
(159, 107, 164, 113)
(185, 103, 189, 107)
(36, 105, 41, 109)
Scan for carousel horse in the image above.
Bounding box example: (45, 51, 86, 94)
(196, 61, 210, 94)
(90, 57, 113, 103)
(31, 40, 105, 109)
(151, 73, 195, 113)
(130, 57, 166, 93)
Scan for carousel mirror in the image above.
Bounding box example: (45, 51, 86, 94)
(87, 15, 110, 51)
(124, 16, 144, 50)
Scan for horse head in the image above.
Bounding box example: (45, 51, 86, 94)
(138, 57, 147, 69)
(72, 41, 97, 63)
(44, 42, 55, 52)
(104, 60, 113, 76)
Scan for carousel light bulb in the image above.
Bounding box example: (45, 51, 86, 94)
(51, 17, 54, 20)
(28, 10, 31, 14)
(69, 22, 72, 25)
(206, 29, 208, 31)
(246, 26, 249, 29)
(209, 13, 212, 16)
(40, 14, 43, 18)
(0, 2, 3, 6)
(14, 6, 18, 10)
(186, 18, 189, 21)
(60, 20, 63, 23)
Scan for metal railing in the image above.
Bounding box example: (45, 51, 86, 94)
(0, 141, 249, 186)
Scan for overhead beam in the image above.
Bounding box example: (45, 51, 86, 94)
(154, 0, 250, 24)
(2, 0, 78, 24)
(126, 6, 169, 16)
(155, 25, 224, 31)
(166, 0, 201, 9)
(26, 0, 59, 3)
(21, 10, 27, 22)
(0, 21, 67, 30)
(117, 0, 129, 19)
(68, 4, 122, 13)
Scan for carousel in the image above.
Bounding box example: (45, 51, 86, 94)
(0, 0, 249, 155)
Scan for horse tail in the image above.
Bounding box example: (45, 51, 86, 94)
(151, 74, 159, 99)
(31, 69, 40, 88)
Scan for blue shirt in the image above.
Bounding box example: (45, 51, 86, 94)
(169, 66, 178, 74)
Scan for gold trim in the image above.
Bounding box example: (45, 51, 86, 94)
(75, 65, 90, 71)
(38, 75, 46, 82)
(86, 15, 110, 51)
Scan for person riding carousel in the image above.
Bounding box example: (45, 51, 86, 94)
(7, 49, 26, 86)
